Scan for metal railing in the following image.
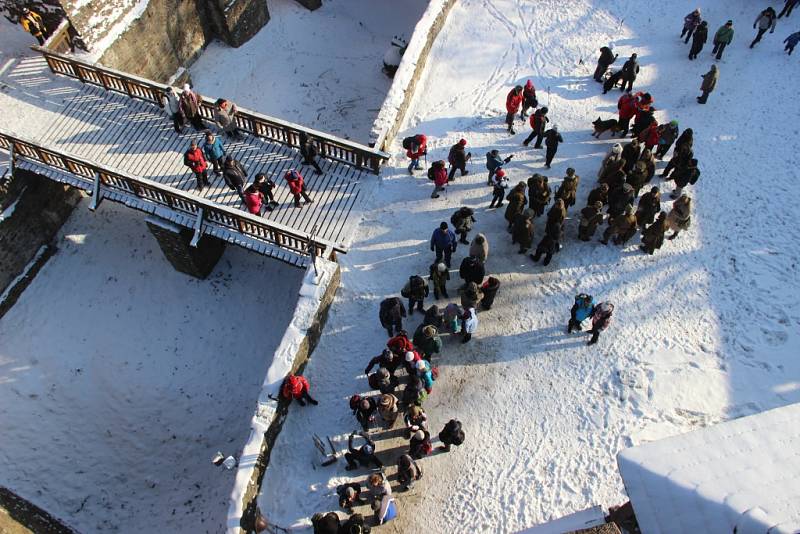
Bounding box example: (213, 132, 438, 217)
(31, 47, 389, 174)
(0, 131, 341, 257)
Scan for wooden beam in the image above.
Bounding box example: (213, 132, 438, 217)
(88, 172, 102, 211)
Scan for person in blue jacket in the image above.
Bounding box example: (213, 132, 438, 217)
(202, 131, 226, 175)
(430, 222, 457, 267)
(485, 149, 513, 185)
(785, 31, 800, 54)
(415, 359, 435, 393)
(567, 293, 595, 333)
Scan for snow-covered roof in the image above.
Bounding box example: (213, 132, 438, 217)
(617, 403, 800, 534)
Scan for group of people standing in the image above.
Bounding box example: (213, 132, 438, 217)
(168, 84, 322, 214)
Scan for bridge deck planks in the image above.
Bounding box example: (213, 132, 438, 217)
(41, 83, 368, 247)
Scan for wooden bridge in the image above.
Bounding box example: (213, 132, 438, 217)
(0, 48, 389, 268)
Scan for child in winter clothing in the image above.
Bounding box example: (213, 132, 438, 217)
(462, 307, 478, 343)
(568, 294, 595, 333)
(443, 303, 463, 334)
(489, 169, 509, 208)
(588, 302, 614, 345)
(486, 150, 513, 185)
(409, 429, 433, 459)
(415, 359, 435, 393)
(280, 374, 318, 405)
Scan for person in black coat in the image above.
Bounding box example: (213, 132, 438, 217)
(365, 348, 402, 376)
(353, 397, 378, 432)
(438, 419, 465, 452)
(222, 155, 247, 204)
(621, 140, 642, 173)
(594, 46, 618, 82)
(459, 255, 485, 286)
(689, 21, 708, 59)
(337, 482, 366, 512)
(620, 53, 640, 92)
(378, 297, 406, 337)
(447, 139, 471, 180)
(345, 431, 383, 470)
(543, 126, 564, 168)
(299, 131, 323, 175)
(607, 183, 635, 218)
(530, 233, 558, 266)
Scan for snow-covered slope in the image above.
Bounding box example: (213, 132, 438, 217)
(258, 0, 800, 532)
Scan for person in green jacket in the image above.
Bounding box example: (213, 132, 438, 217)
(712, 20, 734, 60)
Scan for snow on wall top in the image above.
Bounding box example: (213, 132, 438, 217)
(617, 403, 800, 534)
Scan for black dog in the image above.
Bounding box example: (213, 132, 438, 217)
(592, 117, 622, 138)
(602, 70, 623, 94)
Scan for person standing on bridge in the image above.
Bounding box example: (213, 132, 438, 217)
(202, 132, 226, 175)
(183, 140, 210, 191)
(284, 169, 314, 208)
(164, 87, 184, 133)
(180, 84, 205, 131)
(222, 156, 248, 204)
(20, 8, 49, 46)
(213, 98, 244, 140)
(298, 131, 323, 175)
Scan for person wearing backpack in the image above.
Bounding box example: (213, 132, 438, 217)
(568, 294, 595, 333)
(588, 302, 614, 345)
(428, 160, 448, 198)
(451, 206, 476, 244)
(378, 297, 406, 337)
(486, 149, 513, 185)
(438, 419, 465, 452)
(430, 222, 457, 267)
(280, 374, 318, 406)
(403, 134, 427, 174)
(447, 139, 471, 180)
(401, 275, 429, 314)
(520, 79, 538, 118)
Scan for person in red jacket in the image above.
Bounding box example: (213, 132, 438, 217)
(520, 80, 537, 118)
(280, 374, 318, 405)
(522, 106, 549, 148)
(430, 160, 448, 198)
(406, 134, 427, 174)
(387, 331, 413, 357)
(505, 85, 524, 134)
(284, 169, 314, 208)
(617, 92, 639, 137)
(183, 140, 210, 191)
(639, 121, 660, 151)
(244, 184, 266, 215)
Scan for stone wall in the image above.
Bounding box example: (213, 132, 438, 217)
(145, 215, 226, 279)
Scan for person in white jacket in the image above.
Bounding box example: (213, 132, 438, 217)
(462, 307, 478, 343)
(163, 86, 183, 133)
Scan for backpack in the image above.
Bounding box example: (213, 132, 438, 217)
(427, 166, 435, 181)
(402, 136, 417, 151)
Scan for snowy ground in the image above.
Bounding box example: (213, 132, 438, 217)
(189, 0, 428, 143)
(0, 200, 304, 533)
(258, 0, 800, 532)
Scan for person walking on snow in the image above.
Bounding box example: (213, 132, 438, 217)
(587, 302, 614, 345)
(636, 186, 661, 229)
(655, 121, 679, 159)
(521, 80, 538, 118)
(378, 297, 406, 337)
(438, 419, 466, 452)
(779, 0, 798, 18)
(447, 139, 471, 180)
(681, 9, 702, 43)
(253, 173, 278, 210)
(401, 275, 429, 315)
(751, 7, 777, 48)
(556, 168, 580, 209)
(640, 211, 668, 255)
(489, 169, 509, 208)
(183, 140, 210, 191)
(429, 160, 449, 198)
(284, 169, 314, 207)
(712, 21, 735, 60)
(203, 131, 226, 175)
(666, 194, 692, 240)
(20, 8, 48, 45)
(505, 85, 524, 134)
(179, 84, 205, 131)
(578, 201, 604, 241)
(620, 53, 640, 92)
(470, 233, 489, 262)
(459, 255, 485, 287)
(430, 222, 457, 267)
(697, 65, 719, 104)
(617, 92, 639, 137)
(485, 149, 513, 185)
(429, 262, 450, 299)
(299, 131, 324, 175)
(568, 293, 595, 333)
(280, 374, 318, 405)
(451, 207, 476, 244)
(785, 31, 800, 54)
(689, 21, 709, 59)
(352, 396, 378, 432)
(594, 45, 618, 82)
(523, 107, 549, 148)
(403, 134, 427, 174)
(543, 125, 564, 168)
(164, 87, 184, 133)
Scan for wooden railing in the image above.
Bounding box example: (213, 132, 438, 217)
(0, 131, 342, 257)
(31, 47, 389, 174)
(41, 20, 75, 55)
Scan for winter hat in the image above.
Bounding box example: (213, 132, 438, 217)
(422, 325, 436, 338)
(525, 79, 533, 89)
(670, 120, 678, 127)
(345, 487, 356, 499)
(725, 20, 733, 26)
(412, 429, 425, 441)
(495, 169, 506, 178)
(514, 85, 523, 92)
(540, 106, 549, 114)
(458, 138, 467, 146)
(362, 444, 374, 455)
(182, 83, 191, 92)
(415, 359, 427, 371)
(566, 167, 575, 176)
(593, 201, 603, 210)
(360, 399, 371, 411)
(439, 221, 448, 230)
(437, 262, 447, 273)
(405, 351, 416, 362)
(700, 20, 707, 27)
(651, 186, 659, 194)
(552, 124, 558, 131)
(612, 143, 622, 154)
(379, 394, 394, 407)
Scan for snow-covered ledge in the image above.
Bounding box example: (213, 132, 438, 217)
(369, 0, 457, 152)
(226, 258, 341, 533)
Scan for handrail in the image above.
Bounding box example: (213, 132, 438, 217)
(30, 46, 390, 174)
(0, 130, 345, 257)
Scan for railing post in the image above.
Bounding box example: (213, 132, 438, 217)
(190, 208, 204, 247)
(89, 172, 102, 211)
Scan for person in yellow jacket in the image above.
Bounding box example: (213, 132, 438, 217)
(20, 8, 49, 46)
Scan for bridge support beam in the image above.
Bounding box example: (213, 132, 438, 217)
(145, 216, 225, 279)
(293, 0, 322, 10)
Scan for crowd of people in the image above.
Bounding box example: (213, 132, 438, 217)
(167, 84, 323, 215)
